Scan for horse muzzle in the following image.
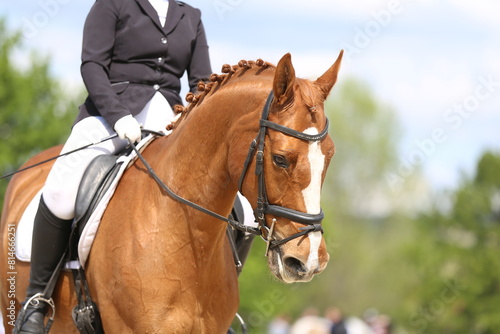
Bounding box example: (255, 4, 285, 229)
(268, 231, 330, 283)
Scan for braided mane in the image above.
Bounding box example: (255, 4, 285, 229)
(167, 59, 275, 131)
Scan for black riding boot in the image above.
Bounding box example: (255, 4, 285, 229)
(230, 197, 256, 276)
(14, 196, 72, 334)
(235, 232, 255, 275)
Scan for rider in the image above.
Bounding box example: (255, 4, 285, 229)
(15, 0, 212, 332)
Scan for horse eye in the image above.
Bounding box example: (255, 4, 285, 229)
(273, 154, 289, 168)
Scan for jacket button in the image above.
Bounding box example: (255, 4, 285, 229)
(153, 84, 160, 90)
(157, 57, 163, 63)
(161, 37, 167, 44)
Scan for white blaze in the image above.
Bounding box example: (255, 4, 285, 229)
(302, 127, 325, 270)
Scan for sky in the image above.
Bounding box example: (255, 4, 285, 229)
(1, 0, 499, 192)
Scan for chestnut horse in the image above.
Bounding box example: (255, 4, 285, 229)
(1, 51, 343, 333)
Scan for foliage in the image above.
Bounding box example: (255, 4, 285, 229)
(0, 19, 81, 208)
(404, 151, 500, 334)
(324, 77, 401, 217)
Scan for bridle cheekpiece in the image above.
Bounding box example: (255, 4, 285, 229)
(238, 92, 329, 255)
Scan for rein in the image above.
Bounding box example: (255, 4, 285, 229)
(131, 91, 329, 254)
(128, 138, 261, 236)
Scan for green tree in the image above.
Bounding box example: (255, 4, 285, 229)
(0, 19, 81, 207)
(324, 77, 401, 217)
(404, 151, 500, 333)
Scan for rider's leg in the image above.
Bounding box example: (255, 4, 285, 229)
(15, 117, 125, 334)
(14, 196, 72, 334)
(43, 93, 174, 222)
(43, 117, 126, 220)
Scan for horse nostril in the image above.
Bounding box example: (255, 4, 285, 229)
(283, 256, 306, 274)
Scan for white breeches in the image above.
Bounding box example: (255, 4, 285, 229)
(43, 92, 175, 220)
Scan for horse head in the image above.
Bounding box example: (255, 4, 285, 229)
(239, 51, 343, 283)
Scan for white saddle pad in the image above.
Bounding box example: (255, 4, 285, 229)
(15, 134, 159, 267)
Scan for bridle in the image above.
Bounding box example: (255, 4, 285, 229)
(237, 92, 329, 254)
(129, 91, 329, 256)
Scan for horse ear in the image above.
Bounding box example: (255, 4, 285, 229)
(273, 53, 296, 107)
(315, 50, 344, 100)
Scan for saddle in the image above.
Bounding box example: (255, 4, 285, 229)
(70, 154, 122, 262)
(76, 155, 121, 234)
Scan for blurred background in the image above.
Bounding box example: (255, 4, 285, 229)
(1, 1, 499, 333)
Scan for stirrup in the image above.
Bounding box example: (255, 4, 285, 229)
(14, 293, 56, 334)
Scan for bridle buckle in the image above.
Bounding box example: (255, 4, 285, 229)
(263, 218, 277, 257)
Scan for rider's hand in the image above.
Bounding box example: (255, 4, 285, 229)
(114, 115, 142, 143)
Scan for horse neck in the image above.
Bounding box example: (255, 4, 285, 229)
(152, 78, 272, 223)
